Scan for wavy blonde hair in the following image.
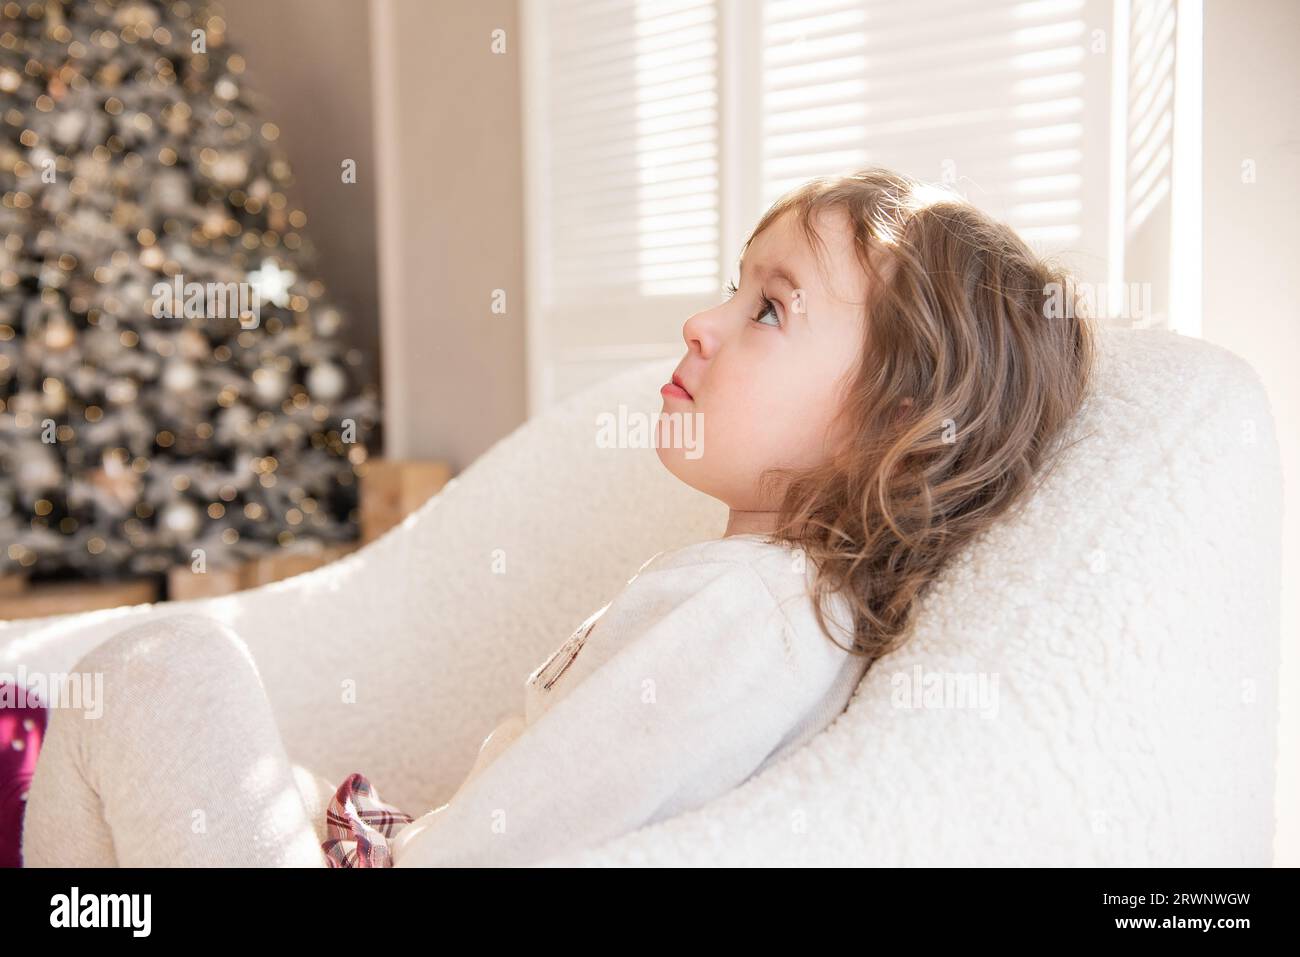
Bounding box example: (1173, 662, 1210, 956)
(749, 168, 1096, 664)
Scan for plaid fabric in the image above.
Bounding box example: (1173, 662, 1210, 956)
(321, 772, 414, 868)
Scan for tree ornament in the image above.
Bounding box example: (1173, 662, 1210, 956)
(159, 499, 202, 539)
(306, 360, 346, 402)
(161, 359, 200, 393)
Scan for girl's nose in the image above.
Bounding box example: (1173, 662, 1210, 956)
(682, 305, 723, 358)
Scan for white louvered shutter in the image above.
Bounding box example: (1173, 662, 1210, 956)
(526, 0, 724, 408)
(757, 0, 1113, 262)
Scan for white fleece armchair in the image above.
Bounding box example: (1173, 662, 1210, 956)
(3, 327, 1283, 866)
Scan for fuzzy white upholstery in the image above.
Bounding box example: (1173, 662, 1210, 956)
(3, 327, 1283, 866)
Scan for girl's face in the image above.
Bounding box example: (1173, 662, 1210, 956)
(657, 207, 869, 510)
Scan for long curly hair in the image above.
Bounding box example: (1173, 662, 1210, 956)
(750, 168, 1096, 664)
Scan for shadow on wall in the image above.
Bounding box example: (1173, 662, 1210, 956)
(222, 0, 529, 472)
(220, 0, 381, 403)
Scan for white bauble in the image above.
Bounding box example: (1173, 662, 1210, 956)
(210, 150, 249, 187)
(214, 77, 240, 102)
(160, 500, 202, 538)
(105, 377, 139, 404)
(315, 307, 341, 337)
(54, 110, 86, 145)
(306, 361, 346, 402)
(17, 445, 62, 493)
(253, 367, 287, 404)
(218, 403, 255, 439)
(161, 359, 199, 393)
(248, 177, 272, 202)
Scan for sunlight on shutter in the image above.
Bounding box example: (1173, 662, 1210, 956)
(759, 0, 1106, 258)
(548, 0, 721, 301)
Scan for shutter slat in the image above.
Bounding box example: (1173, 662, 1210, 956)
(547, 0, 721, 307)
(757, 0, 1098, 271)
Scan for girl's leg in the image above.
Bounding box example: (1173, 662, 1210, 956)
(22, 614, 326, 867)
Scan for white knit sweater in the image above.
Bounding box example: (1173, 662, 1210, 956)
(391, 533, 868, 867)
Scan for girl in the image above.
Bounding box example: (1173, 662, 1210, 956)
(20, 168, 1094, 867)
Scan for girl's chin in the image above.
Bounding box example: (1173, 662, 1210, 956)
(654, 442, 692, 477)
(655, 443, 714, 493)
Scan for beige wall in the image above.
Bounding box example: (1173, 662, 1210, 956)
(1202, 0, 1300, 866)
(221, 0, 527, 470)
(370, 0, 528, 468)
(222, 0, 382, 391)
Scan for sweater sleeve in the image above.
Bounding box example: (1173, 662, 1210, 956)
(391, 559, 822, 867)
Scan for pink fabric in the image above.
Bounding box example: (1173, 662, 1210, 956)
(321, 771, 413, 867)
(1, 683, 46, 868)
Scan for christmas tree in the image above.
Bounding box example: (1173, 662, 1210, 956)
(0, 0, 380, 580)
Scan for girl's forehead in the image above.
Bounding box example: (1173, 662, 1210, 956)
(749, 208, 806, 259)
(747, 207, 861, 303)
(743, 213, 815, 283)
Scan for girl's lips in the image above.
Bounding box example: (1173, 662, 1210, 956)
(661, 381, 692, 401)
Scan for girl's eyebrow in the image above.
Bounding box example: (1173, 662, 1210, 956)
(739, 257, 801, 292)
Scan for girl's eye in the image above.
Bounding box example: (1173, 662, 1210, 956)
(723, 279, 781, 327)
(753, 299, 781, 327)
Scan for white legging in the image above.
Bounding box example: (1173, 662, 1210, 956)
(22, 614, 334, 867)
